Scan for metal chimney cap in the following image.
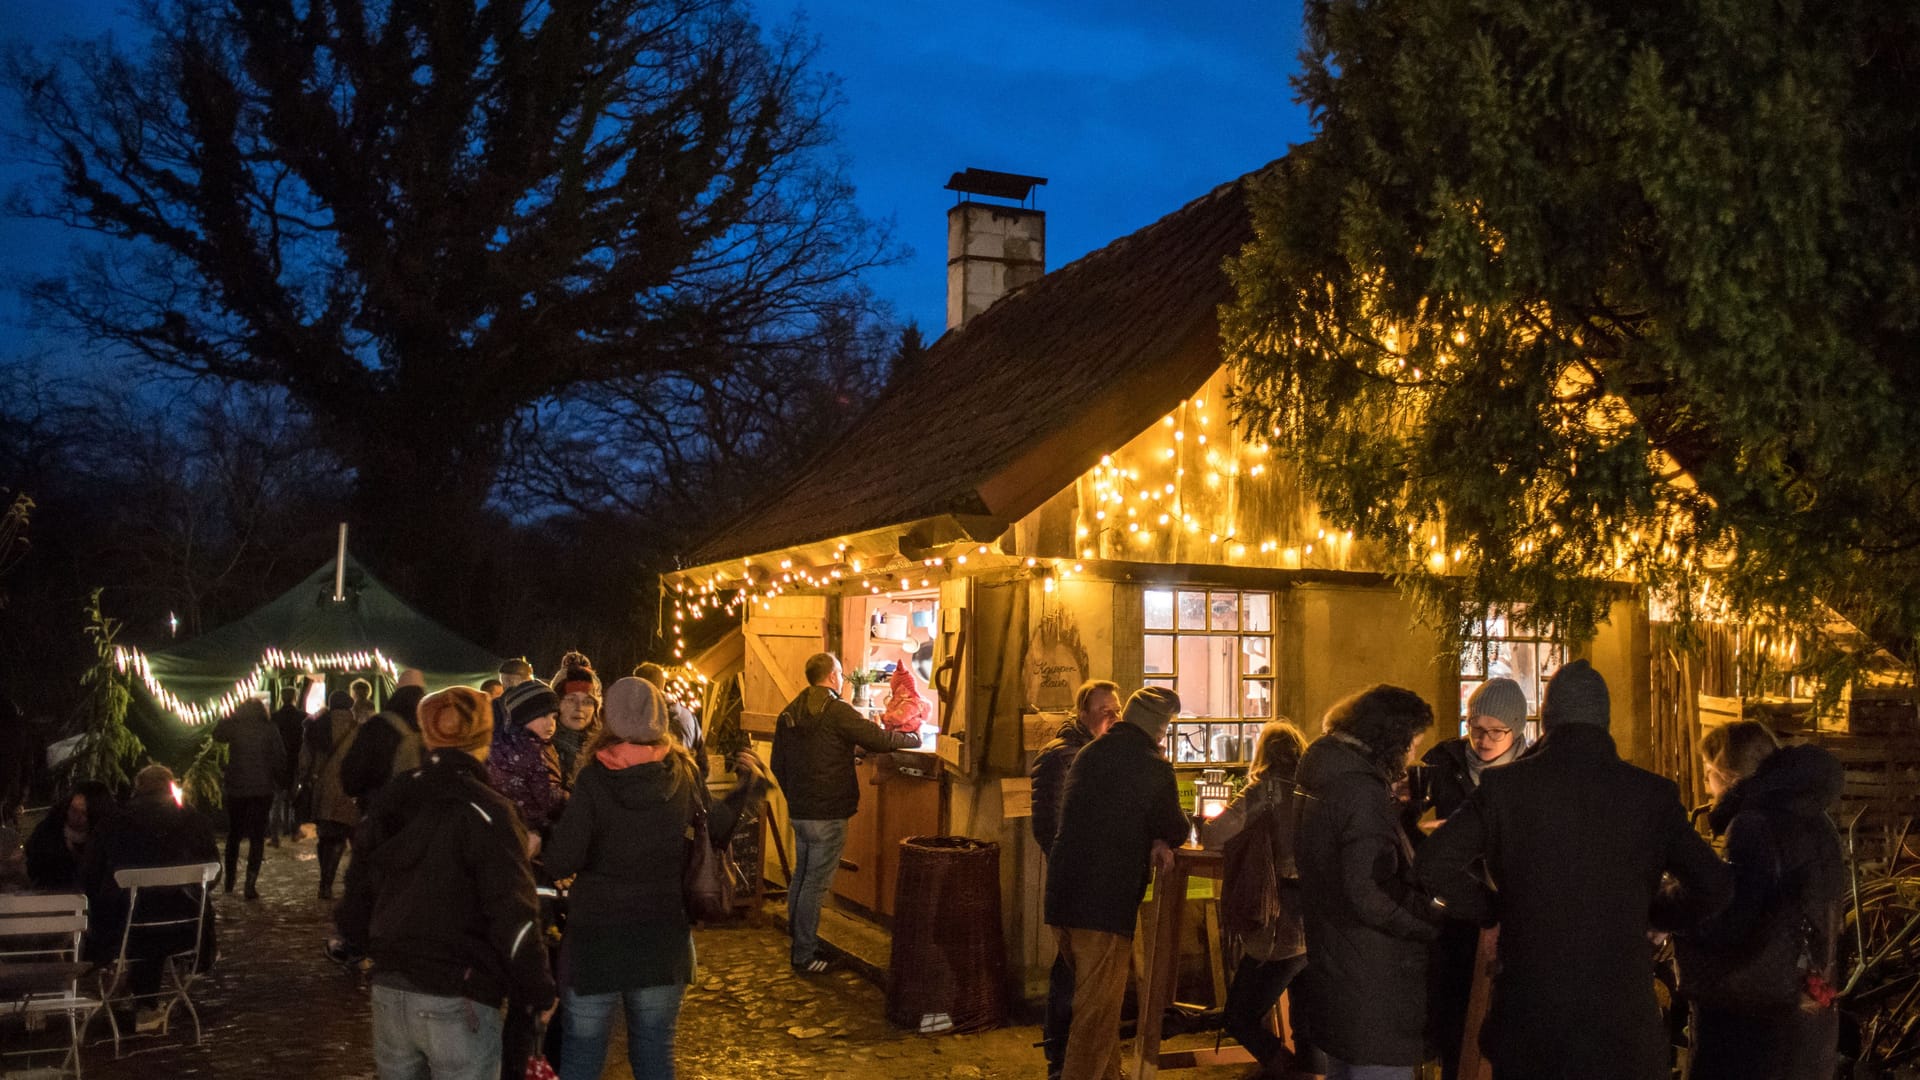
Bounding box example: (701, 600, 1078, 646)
(945, 167, 1049, 204)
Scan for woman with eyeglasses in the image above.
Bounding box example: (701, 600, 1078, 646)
(1401, 677, 1530, 1080)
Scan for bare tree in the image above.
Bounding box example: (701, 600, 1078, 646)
(8, 0, 893, 616)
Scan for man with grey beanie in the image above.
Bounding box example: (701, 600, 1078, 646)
(1416, 659, 1731, 1080)
(1044, 686, 1192, 1080)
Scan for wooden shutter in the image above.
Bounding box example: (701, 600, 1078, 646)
(740, 595, 828, 734)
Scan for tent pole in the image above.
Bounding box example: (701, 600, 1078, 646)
(334, 524, 349, 601)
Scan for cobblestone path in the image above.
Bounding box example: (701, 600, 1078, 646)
(64, 834, 1243, 1079)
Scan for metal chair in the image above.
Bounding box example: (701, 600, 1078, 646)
(0, 891, 101, 1078)
(95, 862, 219, 1058)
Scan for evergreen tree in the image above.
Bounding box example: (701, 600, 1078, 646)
(1224, 0, 1920, 673)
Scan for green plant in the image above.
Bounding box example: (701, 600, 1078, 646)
(60, 589, 146, 791)
(181, 733, 229, 811)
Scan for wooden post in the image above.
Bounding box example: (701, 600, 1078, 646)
(1456, 926, 1499, 1080)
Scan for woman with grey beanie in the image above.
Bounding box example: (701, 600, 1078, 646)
(544, 677, 769, 1080)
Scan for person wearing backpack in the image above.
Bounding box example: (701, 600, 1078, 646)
(1202, 720, 1324, 1078)
(1676, 721, 1845, 1080)
(300, 691, 362, 899)
(341, 670, 428, 808)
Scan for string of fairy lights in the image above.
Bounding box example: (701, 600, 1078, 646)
(114, 644, 401, 726)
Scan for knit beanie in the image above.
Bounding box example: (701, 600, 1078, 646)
(604, 677, 669, 743)
(1541, 659, 1610, 728)
(502, 678, 561, 729)
(1465, 677, 1530, 729)
(418, 686, 493, 755)
(551, 652, 602, 700)
(1122, 686, 1182, 740)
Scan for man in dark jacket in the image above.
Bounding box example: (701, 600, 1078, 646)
(1296, 684, 1442, 1078)
(339, 671, 426, 807)
(1045, 686, 1190, 1080)
(1029, 678, 1120, 1079)
(269, 687, 308, 843)
(1416, 660, 1733, 1080)
(769, 653, 921, 974)
(214, 698, 286, 899)
(82, 764, 219, 1027)
(336, 686, 555, 1080)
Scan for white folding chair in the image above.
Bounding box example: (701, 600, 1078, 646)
(0, 891, 101, 1078)
(96, 862, 219, 1058)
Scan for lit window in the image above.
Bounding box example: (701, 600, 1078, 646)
(1459, 606, 1563, 740)
(1143, 588, 1275, 763)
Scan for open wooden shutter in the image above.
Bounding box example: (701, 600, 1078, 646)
(933, 578, 976, 773)
(740, 595, 829, 734)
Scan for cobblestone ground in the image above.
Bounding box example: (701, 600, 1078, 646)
(57, 834, 1246, 1080)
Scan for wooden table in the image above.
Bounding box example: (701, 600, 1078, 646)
(1130, 845, 1261, 1079)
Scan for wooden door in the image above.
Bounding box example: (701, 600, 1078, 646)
(741, 596, 828, 735)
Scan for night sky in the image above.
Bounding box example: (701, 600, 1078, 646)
(0, 0, 1311, 356)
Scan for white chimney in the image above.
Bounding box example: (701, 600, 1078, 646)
(945, 167, 1047, 330)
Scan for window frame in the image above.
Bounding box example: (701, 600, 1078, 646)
(1142, 586, 1276, 765)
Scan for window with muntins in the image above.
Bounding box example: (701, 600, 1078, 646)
(1143, 588, 1275, 763)
(1459, 607, 1564, 739)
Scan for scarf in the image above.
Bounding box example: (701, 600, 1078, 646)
(1464, 731, 1529, 786)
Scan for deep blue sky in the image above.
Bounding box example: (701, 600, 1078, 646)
(0, 0, 1311, 354)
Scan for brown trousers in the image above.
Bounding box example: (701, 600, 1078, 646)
(1054, 926, 1133, 1080)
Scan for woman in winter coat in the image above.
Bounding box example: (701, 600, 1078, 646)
(299, 690, 361, 898)
(545, 677, 770, 1080)
(25, 779, 115, 891)
(1400, 677, 1529, 1080)
(215, 698, 286, 900)
(549, 653, 602, 786)
(1202, 720, 1323, 1078)
(491, 679, 567, 837)
(1295, 685, 1441, 1080)
(1677, 721, 1845, 1080)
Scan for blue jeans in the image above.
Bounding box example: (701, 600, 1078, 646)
(370, 985, 503, 1080)
(788, 818, 849, 967)
(558, 983, 685, 1080)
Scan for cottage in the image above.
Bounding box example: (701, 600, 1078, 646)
(663, 165, 1652, 1001)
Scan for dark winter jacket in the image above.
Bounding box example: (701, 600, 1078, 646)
(487, 724, 565, 834)
(1416, 723, 1733, 1080)
(1676, 744, 1845, 1080)
(215, 706, 287, 800)
(769, 686, 919, 821)
(546, 744, 767, 992)
(25, 782, 114, 892)
(1405, 737, 1479, 831)
(1295, 732, 1440, 1067)
(271, 705, 307, 787)
(339, 685, 425, 803)
(1045, 720, 1191, 937)
(1029, 719, 1095, 853)
(335, 749, 555, 1011)
(80, 790, 219, 966)
(300, 708, 361, 826)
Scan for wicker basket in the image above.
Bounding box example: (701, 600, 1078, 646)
(884, 836, 1008, 1033)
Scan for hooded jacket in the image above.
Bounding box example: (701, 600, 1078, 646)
(1676, 744, 1845, 1078)
(1415, 723, 1732, 1080)
(1295, 732, 1440, 1066)
(340, 684, 426, 802)
(546, 743, 767, 992)
(488, 722, 565, 834)
(335, 749, 554, 1010)
(769, 685, 920, 821)
(1029, 719, 1095, 853)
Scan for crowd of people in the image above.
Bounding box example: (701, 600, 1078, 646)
(1034, 662, 1848, 1080)
(5, 645, 1851, 1080)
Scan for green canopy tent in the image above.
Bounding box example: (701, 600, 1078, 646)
(118, 553, 500, 727)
